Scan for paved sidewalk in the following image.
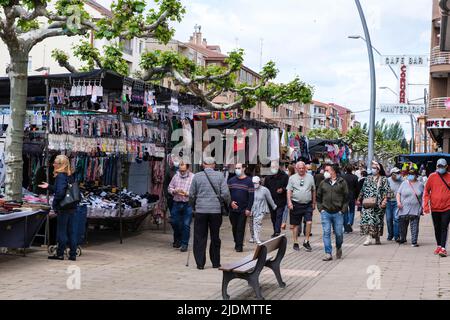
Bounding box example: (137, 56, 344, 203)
(0, 212, 449, 300)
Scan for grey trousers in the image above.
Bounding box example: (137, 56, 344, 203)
(399, 216, 420, 245)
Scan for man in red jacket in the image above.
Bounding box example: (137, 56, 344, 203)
(423, 159, 450, 257)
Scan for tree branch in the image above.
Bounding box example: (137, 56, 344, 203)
(11, 2, 46, 21)
(141, 66, 171, 81)
(194, 68, 234, 82)
(56, 58, 79, 73)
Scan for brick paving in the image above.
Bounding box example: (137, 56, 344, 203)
(0, 212, 449, 300)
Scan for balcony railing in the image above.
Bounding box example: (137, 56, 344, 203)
(430, 97, 450, 109)
(431, 46, 450, 66)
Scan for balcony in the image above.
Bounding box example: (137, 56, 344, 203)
(429, 97, 450, 118)
(431, 47, 450, 75)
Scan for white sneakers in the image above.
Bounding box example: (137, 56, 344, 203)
(363, 236, 372, 246)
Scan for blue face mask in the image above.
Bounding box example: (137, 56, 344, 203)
(438, 168, 447, 175)
(407, 175, 415, 181)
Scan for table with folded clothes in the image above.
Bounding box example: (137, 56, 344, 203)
(83, 187, 159, 219)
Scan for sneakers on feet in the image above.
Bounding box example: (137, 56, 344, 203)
(180, 246, 188, 252)
(303, 241, 312, 252)
(336, 247, 343, 259)
(434, 246, 442, 255)
(249, 238, 255, 244)
(439, 248, 448, 258)
(293, 243, 300, 251)
(363, 236, 372, 246)
(322, 254, 333, 261)
(411, 244, 419, 248)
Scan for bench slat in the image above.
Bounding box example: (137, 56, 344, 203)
(232, 255, 273, 274)
(220, 254, 254, 272)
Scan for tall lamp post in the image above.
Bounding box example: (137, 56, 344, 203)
(353, 0, 376, 171)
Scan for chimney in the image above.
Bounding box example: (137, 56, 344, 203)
(202, 38, 207, 47)
(193, 24, 202, 45)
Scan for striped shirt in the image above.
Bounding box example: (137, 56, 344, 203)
(228, 176, 255, 212)
(168, 171, 194, 202)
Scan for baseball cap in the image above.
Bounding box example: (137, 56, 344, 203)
(390, 167, 401, 175)
(252, 176, 261, 184)
(437, 159, 448, 167)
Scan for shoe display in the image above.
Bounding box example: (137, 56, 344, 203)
(48, 255, 64, 260)
(439, 248, 448, 258)
(293, 243, 300, 251)
(434, 246, 442, 255)
(336, 248, 343, 259)
(303, 241, 312, 252)
(322, 254, 333, 261)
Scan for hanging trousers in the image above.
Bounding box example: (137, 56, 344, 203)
(193, 213, 222, 268)
(431, 211, 450, 248)
(399, 216, 420, 245)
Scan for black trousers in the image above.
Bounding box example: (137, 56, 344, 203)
(399, 216, 420, 245)
(229, 211, 247, 250)
(193, 213, 222, 268)
(432, 211, 450, 248)
(271, 206, 285, 234)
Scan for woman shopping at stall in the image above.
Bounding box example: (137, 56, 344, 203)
(39, 155, 79, 261)
(358, 161, 390, 246)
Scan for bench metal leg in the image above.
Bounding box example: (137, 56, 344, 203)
(248, 275, 264, 300)
(266, 261, 286, 288)
(222, 272, 235, 300)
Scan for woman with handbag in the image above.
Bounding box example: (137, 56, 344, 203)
(39, 155, 79, 261)
(396, 164, 424, 247)
(358, 161, 390, 246)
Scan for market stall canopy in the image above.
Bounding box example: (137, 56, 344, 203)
(308, 139, 348, 154)
(206, 119, 278, 130)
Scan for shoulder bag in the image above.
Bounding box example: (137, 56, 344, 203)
(59, 180, 81, 210)
(362, 177, 381, 209)
(204, 171, 229, 216)
(407, 181, 422, 211)
(439, 174, 450, 191)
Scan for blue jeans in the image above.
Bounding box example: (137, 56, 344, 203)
(170, 201, 193, 247)
(321, 211, 344, 255)
(386, 200, 399, 240)
(56, 211, 78, 258)
(344, 199, 356, 226)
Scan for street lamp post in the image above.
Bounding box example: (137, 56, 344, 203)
(354, 0, 376, 171)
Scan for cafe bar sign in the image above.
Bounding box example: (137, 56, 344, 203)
(427, 119, 450, 129)
(381, 55, 428, 66)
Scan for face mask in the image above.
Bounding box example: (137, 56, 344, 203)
(438, 168, 447, 175)
(173, 162, 180, 168)
(324, 172, 331, 180)
(372, 169, 379, 175)
(235, 169, 242, 177)
(254, 183, 260, 189)
(271, 168, 278, 175)
(407, 175, 415, 181)
(307, 170, 313, 175)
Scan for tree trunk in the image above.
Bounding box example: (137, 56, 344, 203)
(5, 50, 29, 201)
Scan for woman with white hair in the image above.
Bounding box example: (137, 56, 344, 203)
(250, 176, 277, 244)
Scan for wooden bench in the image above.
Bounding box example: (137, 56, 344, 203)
(219, 234, 287, 300)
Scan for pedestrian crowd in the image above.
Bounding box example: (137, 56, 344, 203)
(168, 157, 450, 269)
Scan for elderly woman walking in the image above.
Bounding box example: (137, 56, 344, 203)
(358, 161, 390, 246)
(397, 164, 424, 247)
(251, 176, 277, 244)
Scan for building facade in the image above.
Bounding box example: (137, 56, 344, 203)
(428, 0, 450, 153)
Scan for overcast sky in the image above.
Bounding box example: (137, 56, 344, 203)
(98, 0, 432, 139)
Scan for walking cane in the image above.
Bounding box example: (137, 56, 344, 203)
(186, 212, 194, 267)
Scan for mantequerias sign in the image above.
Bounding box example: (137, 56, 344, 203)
(379, 104, 426, 115)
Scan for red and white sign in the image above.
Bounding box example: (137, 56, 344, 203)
(427, 119, 450, 129)
(398, 64, 408, 104)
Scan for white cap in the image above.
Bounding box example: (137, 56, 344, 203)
(390, 167, 401, 174)
(437, 159, 448, 167)
(252, 176, 261, 184)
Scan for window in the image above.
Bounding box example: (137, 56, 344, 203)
(139, 41, 143, 54)
(314, 107, 317, 113)
(286, 109, 293, 118)
(120, 38, 133, 55)
(272, 107, 279, 116)
(28, 56, 32, 72)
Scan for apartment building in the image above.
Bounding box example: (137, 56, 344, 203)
(0, 0, 145, 77)
(310, 101, 328, 129)
(428, 0, 450, 153)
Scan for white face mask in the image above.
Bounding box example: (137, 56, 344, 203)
(254, 183, 260, 189)
(324, 172, 332, 180)
(235, 169, 242, 176)
(271, 168, 278, 174)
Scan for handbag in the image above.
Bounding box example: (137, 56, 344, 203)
(204, 171, 229, 216)
(59, 181, 81, 210)
(439, 174, 450, 191)
(362, 177, 382, 209)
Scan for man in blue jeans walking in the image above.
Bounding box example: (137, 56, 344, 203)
(316, 164, 349, 261)
(386, 167, 402, 241)
(168, 162, 194, 252)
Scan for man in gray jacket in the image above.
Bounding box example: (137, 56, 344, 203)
(189, 157, 231, 270)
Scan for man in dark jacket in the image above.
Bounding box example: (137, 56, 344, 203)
(265, 161, 289, 237)
(342, 165, 359, 233)
(317, 164, 349, 262)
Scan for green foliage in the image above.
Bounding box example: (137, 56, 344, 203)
(17, 18, 40, 32)
(102, 44, 130, 76)
(307, 128, 341, 140)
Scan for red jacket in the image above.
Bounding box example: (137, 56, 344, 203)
(423, 172, 450, 213)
